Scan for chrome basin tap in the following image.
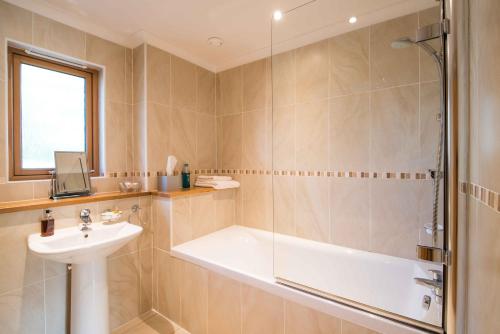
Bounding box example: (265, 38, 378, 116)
(80, 208, 93, 231)
(415, 269, 443, 304)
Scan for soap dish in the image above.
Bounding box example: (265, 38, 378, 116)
(119, 182, 142, 192)
(101, 210, 123, 222)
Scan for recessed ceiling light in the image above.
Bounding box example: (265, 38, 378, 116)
(348, 16, 357, 24)
(273, 10, 283, 21)
(207, 36, 224, 47)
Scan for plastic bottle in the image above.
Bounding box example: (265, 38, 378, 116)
(181, 163, 191, 189)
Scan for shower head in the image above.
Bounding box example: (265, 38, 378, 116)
(390, 37, 414, 49)
(391, 36, 442, 70)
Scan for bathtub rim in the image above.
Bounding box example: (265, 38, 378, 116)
(171, 226, 442, 334)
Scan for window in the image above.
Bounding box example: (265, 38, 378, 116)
(8, 47, 99, 180)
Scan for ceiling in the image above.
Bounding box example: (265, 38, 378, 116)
(8, 0, 437, 72)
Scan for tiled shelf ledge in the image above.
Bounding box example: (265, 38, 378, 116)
(153, 186, 216, 199)
(0, 187, 222, 214)
(0, 191, 152, 214)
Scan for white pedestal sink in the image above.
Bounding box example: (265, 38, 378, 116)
(28, 221, 143, 334)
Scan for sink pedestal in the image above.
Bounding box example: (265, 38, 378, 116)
(28, 222, 143, 334)
(71, 258, 109, 334)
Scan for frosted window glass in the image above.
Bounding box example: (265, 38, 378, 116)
(20, 64, 86, 169)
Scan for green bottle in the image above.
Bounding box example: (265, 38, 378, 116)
(181, 163, 191, 189)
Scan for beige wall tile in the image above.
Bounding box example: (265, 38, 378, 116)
(0, 79, 5, 181)
(157, 250, 181, 323)
(477, 21, 500, 191)
(273, 175, 295, 236)
(126, 104, 134, 172)
(370, 180, 420, 259)
(147, 46, 171, 106)
(105, 101, 129, 172)
(296, 40, 329, 103)
(419, 82, 441, 170)
(33, 180, 51, 200)
(285, 301, 341, 334)
(133, 102, 147, 172)
(139, 248, 153, 314)
(242, 110, 268, 170)
(138, 196, 154, 249)
(341, 320, 380, 334)
(171, 110, 196, 168)
(133, 45, 146, 104)
(108, 252, 140, 329)
(126, 48, 133, 105)
(370, 14, 419, 89)
(172, 56, 196, 111)
(45, 275, 68, 334)
(296, 100, 329, 171)
(329, 93, 370, 171)
(197, 67, 215, 115)
(330, 179, 370, 250)
(0, 1, 32, 79)
(196, 113, 216, 169)
(0, 283, 45, 334)
(467, 0, 500, 328)
(33, 14, 85, 59)
(272, 50, 295, 108)
(190, 193, 216, 238)
(242, 175, 273, 231)
(86, 34, 127, 103)
(329, 28, 370, 97)
(273, 105, 295, 170)
(241, 284, 284, 334)
(418, 6, 441, 83)
(214, 189, 236, 230)
(216, 67, 242, 115)
(243, 59, 267, 111)
(467, 204, 500, 333)
(44, 259, 68, 280)
(218, 114, 242, 169)
(147, 103, 170, 172)
(370, 84, 419, 172)
(180, 261, 208, 334)
(171, 198, 191, 246)
(154, 198, 171, 251)
(295, 177, 330, 243)
(0, 182, 34, 202)
(207, 272, 241, 334)
(0, 210, 43, 295)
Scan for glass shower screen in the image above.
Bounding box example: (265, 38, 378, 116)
(271, 0, 445, 330)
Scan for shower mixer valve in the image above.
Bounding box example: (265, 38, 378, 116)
(414, 269, 443, 305)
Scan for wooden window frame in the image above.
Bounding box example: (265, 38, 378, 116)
(8, 47, 99, 181)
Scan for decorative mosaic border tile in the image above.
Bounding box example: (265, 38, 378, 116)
(106, 169, 433, 181)
(460, 181, 500, 213)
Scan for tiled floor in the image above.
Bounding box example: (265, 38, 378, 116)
(112, 312, 189, 334)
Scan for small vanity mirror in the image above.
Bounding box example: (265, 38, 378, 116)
(52, 151, 92, 198)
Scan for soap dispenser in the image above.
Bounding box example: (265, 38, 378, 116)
(40, 209, 54, 237)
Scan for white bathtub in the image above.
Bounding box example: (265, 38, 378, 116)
(171, 225, 443, 334)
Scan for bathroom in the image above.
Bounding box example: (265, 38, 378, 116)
(0, 0, 498, 333)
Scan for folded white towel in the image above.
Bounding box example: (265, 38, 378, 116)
(195, 180, 240, 190)
(197, 175, 232, 181)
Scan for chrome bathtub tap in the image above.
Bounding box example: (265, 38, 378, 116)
(414, 269, 443, 304)
(80, 208, 93, 232)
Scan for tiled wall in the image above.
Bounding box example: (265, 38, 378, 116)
(154, 251, 380, 334)
(132, 44, 217, 190)
(216, 6, 443, 260)
(0, 1, 216, 332)
(0, 1, 135, 199)
(0, 196, 153, 333)
(466, 0, 500, 332)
